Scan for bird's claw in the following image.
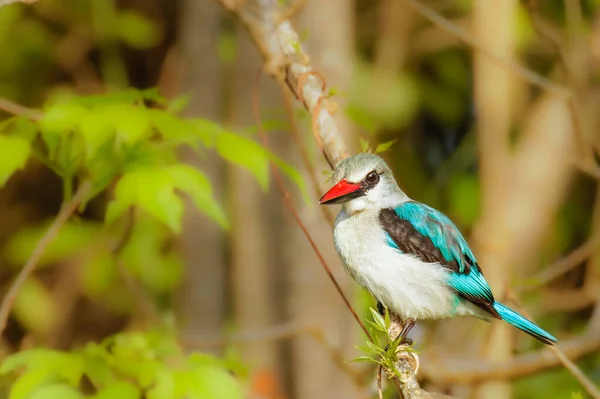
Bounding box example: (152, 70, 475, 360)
(395, 345, 420, 375)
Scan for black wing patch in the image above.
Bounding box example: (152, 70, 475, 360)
(379, 208, 463, 273)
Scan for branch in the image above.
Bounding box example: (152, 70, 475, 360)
(400, 0, 570, 98)
(218, 0, 348, 168)
(0, 180, 92, 336)
(392, 355, 455, 399)
(422, 330, 600, 385)
(505, 291, 600, 399)
(0, 98, 42, 121)
(521, 231, 600, 292)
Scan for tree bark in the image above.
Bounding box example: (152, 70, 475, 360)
(177, 0, 227, 354)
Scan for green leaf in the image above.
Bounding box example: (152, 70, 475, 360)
(78, 107, 115, 161)
(107, 169, 183, 233)
(375, 139, 397, 154)
(349, 63, 420, 130)
(1, 349, 84, 385)
(269, 156, 310, 204)
(148, 110, 196, 147)
(8, 368, 57, 399)
(216, 132, 269, 190)
(117, 10, 160, 49)
(189, 119, 223, 148)
(217, 32, 237, 64)
(93, 382, 139, 399)
(0, 135, 30, 187)
(356, 343, 380, 356)
(351, 356, 379, 364)
(167, 94, 191, 113)
(29, 383, 83, 399)
(359, 137, 370, 153)
(81, 250, 117, 297)
(4, 221, 102, 266)
(384, 307, 391, 330)
(147, 371, 175, 399)
(13, 279, 58, 335)
(1, 350, 35, 375)
(82, 354, 113, 389)
(165, 165, 228, 229)
(111, 104, 151, 145)
(11, 118, 38, 143)
(366, 320, 385, 333)
(369, 307, 386, 331)
(448, 174, 480, 226)
(39, 103, 88, 160)
(173, 366, 243, 399)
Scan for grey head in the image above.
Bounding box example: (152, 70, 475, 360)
(319, 153, 408, 214)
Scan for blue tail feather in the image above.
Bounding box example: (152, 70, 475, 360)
(493, 302, 557, 345)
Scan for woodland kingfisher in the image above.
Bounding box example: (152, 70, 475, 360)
(319, 153, 557, 345)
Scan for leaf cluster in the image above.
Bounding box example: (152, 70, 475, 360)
(0, 88, 306, 233)
(352, 307, 416, 382)
(0, 331, 244, 399)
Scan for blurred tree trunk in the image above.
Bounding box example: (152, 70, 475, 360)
(471, 2, 517, 397)
(472, 3, 576, 398)
(284, 1, 360, 398)
(228, 25, 282, 377)
(176, 0, 227, 353)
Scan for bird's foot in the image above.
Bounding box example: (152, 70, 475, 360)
(390, 317, 415, 344)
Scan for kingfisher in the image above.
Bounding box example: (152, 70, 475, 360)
(319, 153, 557, 345)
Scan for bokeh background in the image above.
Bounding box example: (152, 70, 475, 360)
(1, 0, 600, 398)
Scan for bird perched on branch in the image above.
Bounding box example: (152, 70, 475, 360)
(319, 153, 557, 345)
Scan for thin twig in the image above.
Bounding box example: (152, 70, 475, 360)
(253, 69, 372, 343)
(550, 346, 600, 399)
(400, 0, 570, 98)
(278, 82, 335, 226)
(424, 292, 600, 392)
(184, 318, 369, 396)
(520, 231, 600, 292)
(112, 210, 161, 323)
(421, 332, 600, 383)
(505, 290, 600, 399)
(182, 319, 314, 347)
(524, 0, 598, 178)
(0, 98, 42, 121)
(377, 365, 383, 399)
(0, 180, 92, 336)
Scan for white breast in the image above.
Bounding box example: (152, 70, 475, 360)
(333, 209, 458, 320)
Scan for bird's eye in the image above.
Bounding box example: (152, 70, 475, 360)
(365, 171, 379, 185)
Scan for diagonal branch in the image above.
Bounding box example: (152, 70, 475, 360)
(422, 330, 600, 385)
(218, 0, 348, 168)
(0, 180, 92, 336)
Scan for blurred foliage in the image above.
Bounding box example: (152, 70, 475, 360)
(0, 331, 245, 399)
(0, 82, 306, 396)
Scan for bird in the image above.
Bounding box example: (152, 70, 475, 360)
(319, 152, 557, 345)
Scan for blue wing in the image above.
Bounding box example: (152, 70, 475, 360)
(379, 201, 498, 316)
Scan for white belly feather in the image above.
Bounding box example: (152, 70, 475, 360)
(333, 209, 464, 320)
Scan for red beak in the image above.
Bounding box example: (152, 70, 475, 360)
(319, 179, 363, 205)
